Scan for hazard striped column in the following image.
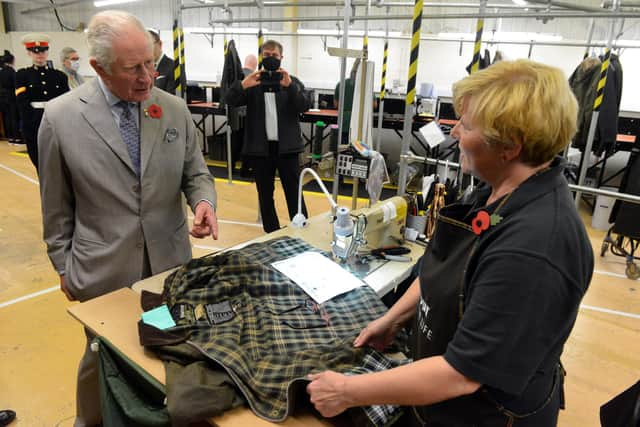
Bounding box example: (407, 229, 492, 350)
(574, 3, 619, 207)
(258, 29, 264, 68)
(173, 19, 181, 97)
(375, 38, 388, 152)
(380, 40, 388, 102)
(470, 0, 487, 74)
(179, 26, 186, 98)
(594, 49, 611, 112)
(398, 0, 424, 196)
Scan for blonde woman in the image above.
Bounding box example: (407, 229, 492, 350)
(307, 60, 594, 427)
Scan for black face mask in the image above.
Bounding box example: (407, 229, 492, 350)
(262, 55, 281, 71)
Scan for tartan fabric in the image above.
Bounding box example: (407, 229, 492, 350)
(161, 236, 408, 425)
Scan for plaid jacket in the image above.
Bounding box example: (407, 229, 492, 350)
(157, 237, 408, 426)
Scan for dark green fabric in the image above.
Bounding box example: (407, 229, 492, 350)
(165, 359, 245, 425)
(97, 336, 170, 427)
(137, 320, 245, 425)
(160, 237, 408, 425)
(335, 78, 355, 130)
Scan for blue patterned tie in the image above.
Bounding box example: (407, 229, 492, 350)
(118, 101, 140, 176)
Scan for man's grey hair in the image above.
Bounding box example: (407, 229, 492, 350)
(60, 47, 77, 65)
(87, 10, 150, 74)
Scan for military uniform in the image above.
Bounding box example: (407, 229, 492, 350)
(16, 65, 69, 171)
(15, 34, 69, 171)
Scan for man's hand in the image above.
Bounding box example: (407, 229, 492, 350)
(306, 371, 353, 418)
(241, 70, 262, 90)
(279, 68, 292, 88)
(60, 275, 76, 301)
(191, 201, 219, 240)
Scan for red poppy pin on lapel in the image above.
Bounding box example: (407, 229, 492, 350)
(471, 210, 503, 235)
(144, 104, 162, 119)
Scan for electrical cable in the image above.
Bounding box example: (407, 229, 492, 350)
(49, 0, 76, 31)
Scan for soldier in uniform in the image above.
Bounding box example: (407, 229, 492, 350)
(15, 34, 69, 172)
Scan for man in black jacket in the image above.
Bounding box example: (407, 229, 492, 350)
(149, 29, 175, 95)
(225, 40, 309, 233)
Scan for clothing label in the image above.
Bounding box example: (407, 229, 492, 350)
(205, 301, 236, 325)
(141, 304, 176, 330)
(170, 303, 188, 321)
(417, 296, 434, 341)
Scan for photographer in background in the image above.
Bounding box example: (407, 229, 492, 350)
(225, 40, 310, 233)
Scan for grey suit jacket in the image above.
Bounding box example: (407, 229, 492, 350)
(38, 78, 216, 302)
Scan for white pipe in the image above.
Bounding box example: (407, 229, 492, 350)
(291, 168, 338, 228)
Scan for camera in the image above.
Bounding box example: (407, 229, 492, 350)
(260, 70, 283, 92)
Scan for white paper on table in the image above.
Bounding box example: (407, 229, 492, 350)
(271, 251, 365, 304)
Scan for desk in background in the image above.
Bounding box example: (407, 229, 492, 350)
(300, 108, 436, 153)
(187, 101, 226, 156)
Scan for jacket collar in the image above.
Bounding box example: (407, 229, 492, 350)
(471, 156, 568, 219)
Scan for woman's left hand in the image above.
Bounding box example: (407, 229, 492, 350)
(306, 371, 352, 418)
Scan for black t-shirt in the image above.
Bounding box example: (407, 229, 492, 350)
(443, 158, 594, 425)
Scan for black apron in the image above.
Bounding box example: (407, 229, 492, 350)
(410, 198, 563, 427)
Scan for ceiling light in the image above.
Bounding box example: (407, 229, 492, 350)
(512, 0, 529, 5)
(183, 27, 263, 35)
(94, 0, 141, 7)
(297, 28, 401, 37)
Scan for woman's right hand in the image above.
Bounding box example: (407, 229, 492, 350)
(353, 314, 402, 352)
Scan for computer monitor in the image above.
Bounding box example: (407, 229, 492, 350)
(318, 93, 335, 110)
(438, 101, 456, 120)
(377, 97, 405, 118)
(186, 85, 206, 103)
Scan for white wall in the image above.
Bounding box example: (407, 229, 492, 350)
(3, 29, 639, 112)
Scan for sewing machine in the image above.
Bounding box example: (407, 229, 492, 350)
(331, 196, 408, 262)
(352, 196, 408, 250)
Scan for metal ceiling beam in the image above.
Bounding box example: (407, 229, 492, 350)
(206, 10, 640, 24)
(190, 28, 640, 49)
(182, 1, 553, 9)
(523, 0, 605, 13)
(603, 0, 640, 6)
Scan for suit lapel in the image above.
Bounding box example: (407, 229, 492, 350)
(139, 91, 164, 177)
(80, 80, 136, 175)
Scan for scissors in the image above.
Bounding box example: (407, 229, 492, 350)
(368, 246, 412, 262)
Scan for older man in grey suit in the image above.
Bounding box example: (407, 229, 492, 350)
(38, 10, 218, 427)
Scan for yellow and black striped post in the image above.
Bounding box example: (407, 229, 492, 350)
(375, 38, 388, 151)
(405, 0, 423, 109)
(172, 19, 181, 97)
(180, 26, 186, 98)
(594, 49, 611, 112)
(380, 40, 388, 103)
(398, 0, 424, 196)
(470, 0, 487, 74)
(257, 29, 264, 69)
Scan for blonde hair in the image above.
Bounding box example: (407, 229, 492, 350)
(452, 59, 578, 166)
